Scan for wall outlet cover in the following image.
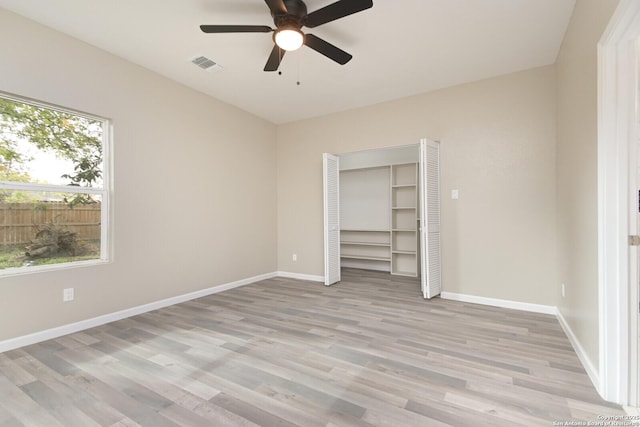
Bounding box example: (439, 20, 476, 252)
(63, 288, 74, 302)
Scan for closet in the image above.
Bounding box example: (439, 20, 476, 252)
(339, 161, 420, 277)
(323, 139, 441, 298)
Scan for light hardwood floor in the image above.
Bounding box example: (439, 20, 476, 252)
(0, 268, 625, 426)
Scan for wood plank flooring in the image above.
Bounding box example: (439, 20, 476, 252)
(0, 268, 626, 426)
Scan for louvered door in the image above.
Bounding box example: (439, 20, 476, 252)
(323, 153, 341, 286)
(419, 139, 441, 298)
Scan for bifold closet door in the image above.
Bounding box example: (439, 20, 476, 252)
(323, 153, 341, 286)
(419, 139, 441, 298)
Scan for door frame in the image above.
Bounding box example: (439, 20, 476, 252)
(598, 0, 640, 406)
(323, 143, 427, 286)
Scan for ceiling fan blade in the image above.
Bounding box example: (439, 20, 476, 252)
(264, 0, 288, 15)
(304, 34, 352, 65)
(200, 25, 273, 33)
(264, 45, 285, 71)
(305, 0, 373, 28)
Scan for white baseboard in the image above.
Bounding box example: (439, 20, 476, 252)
(440, 291, 557, 315)
(556, 308, 600, 393)
(0, 272, 277, 353)
(0, 272, 604, 405)
(276, 271, 324, 282)
(440, 291, 602, 397)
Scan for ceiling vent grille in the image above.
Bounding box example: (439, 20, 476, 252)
(192, 56, 222, 72)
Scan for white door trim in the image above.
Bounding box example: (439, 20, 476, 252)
(598, 0, 640, 406)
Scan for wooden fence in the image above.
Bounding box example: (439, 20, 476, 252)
(0, 202, 101, 246)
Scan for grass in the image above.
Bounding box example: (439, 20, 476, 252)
(0, 244, 100, 270)
(0, 245, 24, 269)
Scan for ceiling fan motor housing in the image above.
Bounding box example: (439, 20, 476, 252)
(272, 0, 308, 29)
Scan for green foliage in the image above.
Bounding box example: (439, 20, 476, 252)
(0, 165, 32, 202)
(0, 97, 103, 206)
(0, 245, 25, 269)
(0, 244, 99, 270)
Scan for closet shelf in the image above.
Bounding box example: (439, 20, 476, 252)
(392, 270, 417, 277)
(341, 241, 390, 247)
(341, 255, 391, 262)
(392, 250, 417, 255)
(341, 229, 390, 232)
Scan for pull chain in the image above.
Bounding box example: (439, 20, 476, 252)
(275, 49, 302, 86)
(296, 51, 301, 86)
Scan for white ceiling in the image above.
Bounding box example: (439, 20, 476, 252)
(0, 0, 575, 124)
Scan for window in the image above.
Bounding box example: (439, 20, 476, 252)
(0, 93, 110, 274)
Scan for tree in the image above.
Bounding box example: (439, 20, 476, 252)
(0, 97, 103, 205)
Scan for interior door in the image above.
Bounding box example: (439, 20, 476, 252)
(323, 153, 341, 286)
(419, 138, 441, 298)
(636, 42, 640, 405)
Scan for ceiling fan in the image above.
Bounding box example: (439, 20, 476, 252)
(200, 0, 373, 71)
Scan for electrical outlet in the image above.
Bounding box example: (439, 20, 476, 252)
(292, 254, 297, 262)
(561, 283, 566, 298)
(451, 189, 459, 199)
(63, 288, 74, 302)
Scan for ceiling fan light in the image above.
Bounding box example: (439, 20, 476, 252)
(275, 28, 304, 51)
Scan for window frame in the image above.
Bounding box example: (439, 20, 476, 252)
(0, 92, 112, 277)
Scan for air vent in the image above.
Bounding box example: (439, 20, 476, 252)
(191, 56, 223, 72)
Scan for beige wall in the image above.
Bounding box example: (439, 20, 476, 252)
(277, 66, 559, 305)
(555, 0, 620, 371)
(0, 9, 277, 341)
(1, 2, 621, 366)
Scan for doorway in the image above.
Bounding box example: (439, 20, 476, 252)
(598, 0, 640, 407)
(323, 139, 441, 299)
(636, 36, 640, 407)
